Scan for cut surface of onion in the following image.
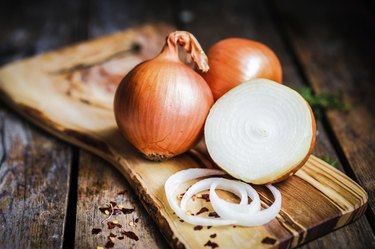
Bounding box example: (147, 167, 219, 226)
(164, 168, 282, 227)
(205, 78, 316, 184)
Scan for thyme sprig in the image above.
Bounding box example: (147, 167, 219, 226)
(320, 155, 338, 167)
(294, 86, 351, 119)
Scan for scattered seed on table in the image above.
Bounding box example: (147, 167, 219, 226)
(194, 225, 203, 231)
(122, 231, 139, 241)
(204, 240, 219, 249)
(92, 228, 102, 235)
(196, 207, 209, 215)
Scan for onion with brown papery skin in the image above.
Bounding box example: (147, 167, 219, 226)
(114, 31, 213, 161)
(202, 38, 282, 100)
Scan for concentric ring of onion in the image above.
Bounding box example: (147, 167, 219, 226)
(164, 168, 281, 226)
(164, 168, 235, 226)
(210, 182, 281, 226)
(204, 78, 316, 184)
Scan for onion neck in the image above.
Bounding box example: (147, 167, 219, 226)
(159, 31, 209, 72)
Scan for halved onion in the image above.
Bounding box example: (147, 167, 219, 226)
(205, 78, 316, 184)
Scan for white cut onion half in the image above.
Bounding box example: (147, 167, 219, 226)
(164, 168, 282, 227)
(205, 78, 316, 184)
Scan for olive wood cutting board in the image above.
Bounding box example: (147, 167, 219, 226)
(0, 24, 368, 249)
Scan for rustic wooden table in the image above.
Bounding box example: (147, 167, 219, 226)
(0, 0, 374, 248)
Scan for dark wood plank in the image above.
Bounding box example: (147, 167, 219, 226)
(0, 0, 87, 65)
(271, 0, 375, 223)
(178, 0, 375, 248)
(87, 0, 173, 37)
(0, 106, 72, 249)
(73, 0, 174, 247)
(300, 216, 374, 249)
(0, 0, 86, 248)
(75, 151, 169, 249)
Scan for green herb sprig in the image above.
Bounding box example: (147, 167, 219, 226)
(294, 87, 350, 119)
(320, 155, 338, 167)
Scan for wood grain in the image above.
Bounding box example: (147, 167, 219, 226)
(0, 23, 368, 249)
(87, 0, 174, 38)
(75, 150, 168, 249)
(271, 0, 375, 223)
(73, 2, 175, 248)
(177, 0, 375, 247)
(0, 0, 85, 248)
(0, 104, 72, 249)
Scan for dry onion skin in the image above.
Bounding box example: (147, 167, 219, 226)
(202, 38, 282, 100)
(205, 78, 316, 184)
(114, 31, 213, 161)
(164, 168, 281, 226)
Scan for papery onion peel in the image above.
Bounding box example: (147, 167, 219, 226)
(202, 38, 282, 100)
(114, 31, 213, 161)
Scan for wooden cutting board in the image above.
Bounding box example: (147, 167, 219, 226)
(0, 24, 368, 249)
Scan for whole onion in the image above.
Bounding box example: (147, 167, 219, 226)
(202, 38, 282, 100)
(114, 31, 214, 161)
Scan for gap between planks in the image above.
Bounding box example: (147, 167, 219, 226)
(63, 148, 80, 249)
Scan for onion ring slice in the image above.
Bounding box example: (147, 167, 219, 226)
(180, 177, 249, 210)
(164, 168, 282, 227)
(210, 183, 281, 226)
(164, 168, 236, 226)
(208, 179, 260, 216)
(181, 178, 260, 215)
